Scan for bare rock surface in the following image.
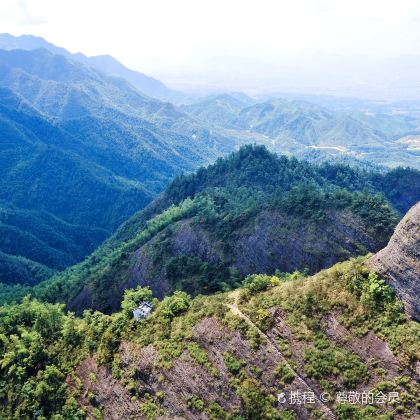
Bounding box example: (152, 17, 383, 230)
(70, 355, 140, 419)
(368, 202, 420, 320)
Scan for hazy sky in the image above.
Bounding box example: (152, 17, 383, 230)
(1, 0, 420, 97)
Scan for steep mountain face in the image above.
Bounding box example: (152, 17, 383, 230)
(70, 261, 420, 420)
(183, 95, 420, 168)
(0, 33, 173, 99)
(28, 146, 420, 314)
(368, 202, 420, 320)
(0, 50, 235, 284)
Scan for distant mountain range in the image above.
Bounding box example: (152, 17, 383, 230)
(0, 33, 176, 100)
(182, 94, 420, 168)
(0, 34, 419, 287)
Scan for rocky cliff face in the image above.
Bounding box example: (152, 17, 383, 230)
(67, 207, 385, 313)
(368, 202, 420, 320)
(126, 208, 380, 297)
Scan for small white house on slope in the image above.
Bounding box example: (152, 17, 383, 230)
(133, 302, 153, 320)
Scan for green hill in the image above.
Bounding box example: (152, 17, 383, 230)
(0, 49, 235, 283)
(23, 146, 419, 314)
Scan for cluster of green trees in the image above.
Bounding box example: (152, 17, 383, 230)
(0, 298, 84, 418)
(164, 145, 419, 214)
(0, 285, 193, 418)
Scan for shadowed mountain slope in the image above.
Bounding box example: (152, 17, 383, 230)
(0, 49, 234, 283)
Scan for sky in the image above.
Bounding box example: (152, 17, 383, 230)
(1, 0, 420, 97)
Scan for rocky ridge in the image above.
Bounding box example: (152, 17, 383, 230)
(368, 201, 420, 320)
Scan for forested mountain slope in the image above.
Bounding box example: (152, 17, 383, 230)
(27, 146, 420, 314)
(0, 50, 234, 284)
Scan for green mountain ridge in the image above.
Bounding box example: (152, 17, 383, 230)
(183, 95, 420, 168)
(19, 146, 418, 315)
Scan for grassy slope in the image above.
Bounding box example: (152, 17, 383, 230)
(0, 257, 418, 419)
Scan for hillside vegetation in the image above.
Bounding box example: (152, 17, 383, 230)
(13, 146, 417, 314)
(0, 256, 418, 419)
(0, 49, 233, 282)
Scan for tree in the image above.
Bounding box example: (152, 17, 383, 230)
(159, 291, 191, 319)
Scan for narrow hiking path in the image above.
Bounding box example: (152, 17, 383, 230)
(227, 290, 336, 420)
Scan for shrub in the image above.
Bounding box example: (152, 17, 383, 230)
(208, 401, 229, 419)
(243, 274, 280, 294)
(274, 363, 295, 384)
(224, 352, 247, 375)
(188, 342, 219, 375)
(302, 344, 369, 388)
(236, 378, 280, 419)
(336, 404, 380, 420)
(139, 398, 164, 419)
(159, 291, 191, 319)
(186, 394, 205, 411)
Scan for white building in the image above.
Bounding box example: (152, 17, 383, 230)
(133, 302, 153, 320)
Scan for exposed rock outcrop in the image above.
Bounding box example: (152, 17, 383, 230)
(67, 205, 391, 314)
(368, 202, 420, 320)
(123, 209, 381, 301)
